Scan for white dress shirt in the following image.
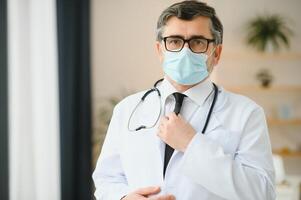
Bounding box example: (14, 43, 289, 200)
(93, 77, 276, 200)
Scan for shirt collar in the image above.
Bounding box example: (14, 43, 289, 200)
(158, 76, 178, 104)
(183, 77, 213, 106)
(157, 76, 213, 106)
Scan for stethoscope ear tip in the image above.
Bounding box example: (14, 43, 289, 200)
(135, 126, 146, 131)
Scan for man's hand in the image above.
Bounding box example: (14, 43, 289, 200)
(157, 112, 196, 152)
(122, 186, 175, 200)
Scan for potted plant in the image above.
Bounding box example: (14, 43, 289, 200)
(245, 14, 293, 88)
(246, 14, 293, 52)
(92, 91, 132, 168)
(256, 69, 273, 88)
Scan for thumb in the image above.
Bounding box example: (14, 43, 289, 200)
(177, 114, 185, 120)
(135, 186, 161, 196)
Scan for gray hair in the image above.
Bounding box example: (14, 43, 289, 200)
(156, 0, 223, 45)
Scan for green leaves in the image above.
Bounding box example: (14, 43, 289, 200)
(246, 14, 293, 52)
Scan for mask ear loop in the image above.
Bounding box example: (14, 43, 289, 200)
(206, 46, 218, 74)
(207, 47, 217, 58)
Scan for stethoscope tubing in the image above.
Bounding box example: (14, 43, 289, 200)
(127, 78, 218, 134)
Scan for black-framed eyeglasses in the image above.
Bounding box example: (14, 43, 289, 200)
(163, 36, 215, 53)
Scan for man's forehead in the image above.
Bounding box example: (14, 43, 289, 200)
(163, 16, 212, 38)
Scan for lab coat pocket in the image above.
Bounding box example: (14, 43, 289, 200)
(206, 128, 241, 157)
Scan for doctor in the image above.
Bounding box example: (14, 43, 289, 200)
(93, 1, 275, 200)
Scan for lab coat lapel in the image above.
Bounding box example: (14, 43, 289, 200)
(195, 87, 225, 134)
(202, 112, 223, 134)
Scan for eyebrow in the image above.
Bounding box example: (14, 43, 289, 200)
(165, 34, 210, 40)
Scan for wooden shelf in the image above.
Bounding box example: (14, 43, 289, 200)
(268, 118, 301, 126)
(273, 150, 301, 158)
(222, 51, 301, 61)
(225, 85, 301, 93)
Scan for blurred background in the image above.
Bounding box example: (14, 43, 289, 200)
(0, 0, 301, 200)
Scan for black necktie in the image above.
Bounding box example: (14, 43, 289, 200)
(163, 92, 186, 178)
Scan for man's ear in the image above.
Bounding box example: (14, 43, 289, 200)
(155, 41, 164, 63)
(212, 44, 222, 66)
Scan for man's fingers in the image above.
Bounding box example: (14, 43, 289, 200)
(154, 194, 175, 200)
(166, 112, 176, 119)
(177, 114, 183, 119)
(160, 116, 168, 124)
(135, 186, 161, 196)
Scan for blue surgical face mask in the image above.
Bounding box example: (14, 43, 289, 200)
(163, 47, 211, 85)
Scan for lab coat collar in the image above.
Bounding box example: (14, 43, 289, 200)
(158, 76, 213, 107)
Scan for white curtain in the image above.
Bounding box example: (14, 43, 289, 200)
(8, 0, 61, 199)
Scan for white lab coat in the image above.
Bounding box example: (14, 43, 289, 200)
(93, 78, 275, 200)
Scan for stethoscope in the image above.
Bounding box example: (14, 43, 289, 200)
(127, 78, 218, 134)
